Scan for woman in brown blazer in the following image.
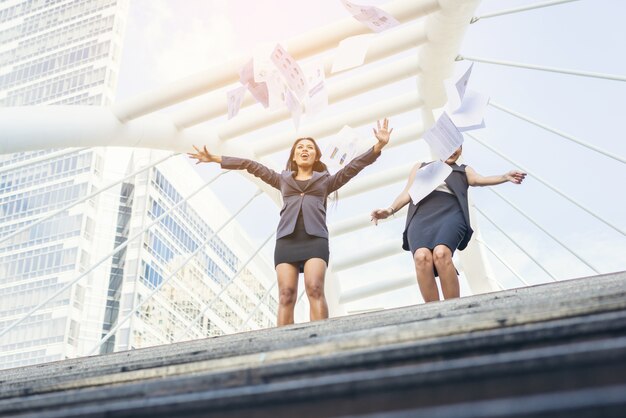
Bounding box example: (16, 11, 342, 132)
(188, 119, 392, 325)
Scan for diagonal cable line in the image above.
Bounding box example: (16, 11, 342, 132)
(473, 204, 557, 281)
(457, 55, 626, 82)
(88, 189, 262, 355)
(176, 229, 276, 341)
(0, 152, 178, 246)
(239, 281, 278, 331)
(475, 237, 530, 287)
(0, 171, 229, 340)
(0, 148, 90, 175)
(489, 100, 625, 164)
(488, 188, 601, 274)
(471, 0, 582, 23)
(466, 132, 626, 236)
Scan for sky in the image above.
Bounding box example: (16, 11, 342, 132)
(116, 0, 626, 313)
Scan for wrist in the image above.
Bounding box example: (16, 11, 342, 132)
(388, 206, 395, 216)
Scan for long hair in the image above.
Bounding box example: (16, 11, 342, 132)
(286, 137, 338, 204)
(285, 137, 328, 173)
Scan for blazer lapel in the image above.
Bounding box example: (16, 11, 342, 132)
(282, 171, 302, 191)
(304, 171, 325, 191)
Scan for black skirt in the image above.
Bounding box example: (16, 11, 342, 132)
(274, 211, 329, 273)
(407, 191, 468, 258)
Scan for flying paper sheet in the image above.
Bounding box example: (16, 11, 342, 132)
(303, 61, 328, 116)
(239, 59, 269, 108)
(340, 0, 400, 32)
(408, 160, 453, 205)
(331, 34, 374, 73)
(270, 44, 308, 100)
(423, 112, 464, 161)
(226, 84, 247, 119)
(449, 90, 489, 132)
(324, 125, 361, 171)
(264, 68, 289, 110)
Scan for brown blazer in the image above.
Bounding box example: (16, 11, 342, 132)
(221, 147, 381, 239)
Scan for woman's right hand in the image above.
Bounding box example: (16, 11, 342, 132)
(188, 145, 219, 164)
(370, 207, 393, 226)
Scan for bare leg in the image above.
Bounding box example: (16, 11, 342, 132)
(413, 248, 439, 302)
(303, 258, 329, 321)
(275, 263, 299, 326)
(433, 245, 460, 300)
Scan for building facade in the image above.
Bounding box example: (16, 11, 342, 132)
(0, 0, 277, 370)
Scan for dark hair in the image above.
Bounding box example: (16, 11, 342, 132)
(285, 137, 328, 172)
(286, 137, 338, 204)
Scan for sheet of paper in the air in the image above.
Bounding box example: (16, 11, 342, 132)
(239, 59, 269, 108)
(303, 61, 328, 116)
(423, 112, 464, 161)
(408, 160, 453, 205)
(324, 125, 362, 171)
(226, 84, 247, 119)
(436, 62, 488, 131)
(340, 0, 400, 32)
(331, 34, 375, 73)
(270, 44, 308, 100)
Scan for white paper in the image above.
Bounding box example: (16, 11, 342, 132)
(324, 125, 361, 170)
(331, 34, 374, 74)
(264, 68, 289, 110)
(226, 84, 247, 119)
(341, 0, 400, 32)
(270, 44, 308, 100)
(239, 59, 269, 108)
(450, 90, 489, 132)
(455, 63, 473, 103)
(252, 43, 275, 83)
(423, 112, 464, 161)
(353, 7, 400, 32)
(284, 88, 302, 131)
(303, 61, 328, 116)
(408, 161, 453, 205)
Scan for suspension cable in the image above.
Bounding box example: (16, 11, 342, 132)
(0, 153, 177, 246)
(489, 100, 625, 164)
(475, 237, 530, 286)
(457, 55, 626, 83)
(239, 281, 278, 331)
(175, 230, 276, 341)
(466, 132, 626, 236)
(473, 204, 557, 281)
(87, 189, 262, 355)
(0, 171, 228, 340)
(471, 0, 582, 24)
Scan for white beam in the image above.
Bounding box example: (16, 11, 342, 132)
(216, 54, 422, 141)
(333, 239, 401, 272)
(172, 22, 427, 129)
(339, 163, 413, 199)
(254, 93, 424, 156)
(340, 273, 416, 304)
(329, 206, 408, 237)
(112, 0, 440, 122)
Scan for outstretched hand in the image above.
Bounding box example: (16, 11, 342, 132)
(373, 118, 393, 152)
(370, 207, 393, 226)
(505, 170, 527, 184)
(188, 145, 217, 164)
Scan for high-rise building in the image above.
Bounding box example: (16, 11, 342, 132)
(0, 0, 277, 370)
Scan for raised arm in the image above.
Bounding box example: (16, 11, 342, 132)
(327, 118, 392, 193)
(465, 166, 526, 187)
(371, 162, 420, 225)
(188, 145, 281, 190)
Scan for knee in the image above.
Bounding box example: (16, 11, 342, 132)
(278, 287, 297, 306)
(413, 249, 433, 268)
(306, 281, 325, 300)
(433, 246, 452, 265)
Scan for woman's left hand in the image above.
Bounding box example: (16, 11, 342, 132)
(373, 118, 393, 152)
(505, 170, 527, 184)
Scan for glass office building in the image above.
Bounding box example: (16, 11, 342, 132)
(0, 0, 277, 370)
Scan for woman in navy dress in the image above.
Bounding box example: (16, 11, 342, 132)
(371, 146, 525, 302)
